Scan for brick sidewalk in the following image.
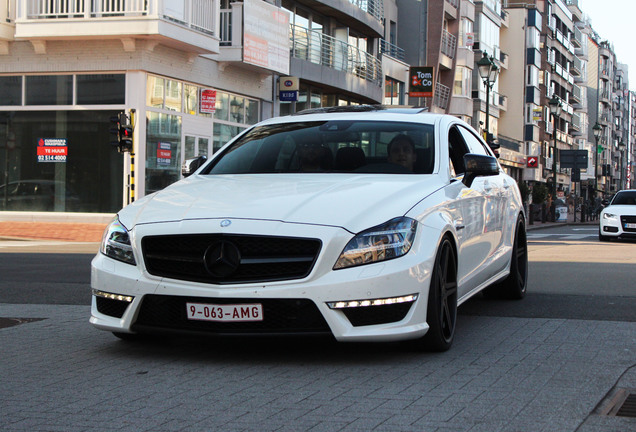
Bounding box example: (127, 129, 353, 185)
(0, 221, 107, 242)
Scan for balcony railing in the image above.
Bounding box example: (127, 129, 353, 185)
(380, 39, 405, 61)
(290, 24, 382, 86)
(18, 0, 216, 36)
(349, 0, 384, 22)
(441, 29, 456, 59)
(434, 82, 450, 110)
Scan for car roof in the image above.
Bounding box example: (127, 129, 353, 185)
(257, 105, 449, 126)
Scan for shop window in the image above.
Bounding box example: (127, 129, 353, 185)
(26, 75, 73, 105)
(147, 76, 164, 108)
(229, 96, 245, 123)
(184, 84, 199, 115)
(246, 99, 259, 124)
(0, 76, 22, 106)
(164, 80, 182, 112)
(0, 110, 123, 213)
(214, 92, 230, 121)
(146, 112, 182, 195)
(76, 74, 125, 105)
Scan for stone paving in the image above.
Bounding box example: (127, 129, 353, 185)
(1, 303, 635, 432)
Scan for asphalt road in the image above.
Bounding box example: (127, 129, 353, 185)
(1, 225, 635, 322)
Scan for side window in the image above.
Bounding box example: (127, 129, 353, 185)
(448, 126, 470, 176)
(457, 125, 492, 157)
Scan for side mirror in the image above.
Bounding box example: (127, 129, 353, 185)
(602, 199, 609, 206)
(181, 155, 207, 177)
(462, 153, 499, 187)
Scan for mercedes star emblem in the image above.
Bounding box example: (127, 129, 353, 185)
(203, 240, 241, 278)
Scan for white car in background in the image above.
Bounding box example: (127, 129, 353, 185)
(599, 189, 636, 241)
(90, 106, 527, 351)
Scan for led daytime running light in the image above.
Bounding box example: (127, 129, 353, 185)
(327, 294, 418, 309)
(92, 289, 134, 303)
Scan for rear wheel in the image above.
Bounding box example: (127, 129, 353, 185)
(417, 237, 458, 352)
(484, 215, 528, 300)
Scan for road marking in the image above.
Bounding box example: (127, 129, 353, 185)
(528, 233, 596, 239)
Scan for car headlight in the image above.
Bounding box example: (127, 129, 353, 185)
(100, 218, 136, 265)
(603, 212, 617, 221)
(334, 217, 417, 270)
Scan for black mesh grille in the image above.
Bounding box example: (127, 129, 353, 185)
(141, 234, 321, 284)
(341, 302, 414, 327)
(133, 295, 331, 335)
(621, 216, 636, 232)
(96, 297, 130, 318)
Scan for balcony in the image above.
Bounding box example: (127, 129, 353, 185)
(1, 0, 15, 44)
(289, 24, 382, 86)
(15, 0, 219, 55)
(434, 82, 451, 111)
(440, 29, 457, 62)
(380, 39, 405, 62)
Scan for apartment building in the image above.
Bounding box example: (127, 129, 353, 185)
(0, 0, 388, 214)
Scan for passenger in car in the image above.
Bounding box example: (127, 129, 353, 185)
(387, 134, 417, 172)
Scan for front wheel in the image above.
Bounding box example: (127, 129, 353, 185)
(598, 230, 610, 242)
(415, 237, 458, 352)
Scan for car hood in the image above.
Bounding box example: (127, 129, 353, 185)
(605, 204, 636, 214)
(119, 174, 443, 233)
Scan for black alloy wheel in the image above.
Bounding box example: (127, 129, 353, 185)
(420, 237, 458, 352)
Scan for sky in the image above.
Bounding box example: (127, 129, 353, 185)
(577, 0, 636, 91)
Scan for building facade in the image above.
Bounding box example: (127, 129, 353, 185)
(0, 0, 388, 214)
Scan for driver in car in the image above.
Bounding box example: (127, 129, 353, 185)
(387, 134, 417, 172)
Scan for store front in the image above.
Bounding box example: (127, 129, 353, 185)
(1, 110, 124, 213)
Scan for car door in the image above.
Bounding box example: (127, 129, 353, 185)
(444, 124, 490, 297)
(457, 126, 510, 275)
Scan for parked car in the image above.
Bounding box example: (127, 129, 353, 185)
(599, 189, 636, 241)
(0, 179, 80, 211)
(90, 105, 527, 351)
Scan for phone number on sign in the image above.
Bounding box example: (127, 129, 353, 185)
(38, 155, 67, 162)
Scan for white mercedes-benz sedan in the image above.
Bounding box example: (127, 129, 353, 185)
(90, 106, 527, 351)
(599, 189, 636, 241)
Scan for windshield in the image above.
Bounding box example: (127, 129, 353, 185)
(203, 121, 435, 175)
(611, 191, 636, 205)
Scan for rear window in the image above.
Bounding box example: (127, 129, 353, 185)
(203, 121, 435, 175)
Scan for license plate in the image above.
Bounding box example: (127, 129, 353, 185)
(625, 223, 636, 229)
(186, 302, 263, 322)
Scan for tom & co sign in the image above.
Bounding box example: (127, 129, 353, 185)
(409, 67, 435, 98)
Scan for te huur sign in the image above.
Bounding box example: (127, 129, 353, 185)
(409, 67, 435, 98)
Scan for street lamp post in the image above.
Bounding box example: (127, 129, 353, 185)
(477, 52, 499, 147)
(618, 140, 626, 191)
(592, 122, 603, 198)
(548, 95, 563, 221)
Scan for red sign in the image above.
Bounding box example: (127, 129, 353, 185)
(200, 89, 217, 113)
(37, 146, 68, 156)
(527, 156, 538, 168)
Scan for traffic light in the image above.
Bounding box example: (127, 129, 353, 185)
(109, 112, 133, 153)
(119, 124, 133, 152)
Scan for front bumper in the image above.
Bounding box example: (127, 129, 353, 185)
(90, 219, 439, 342)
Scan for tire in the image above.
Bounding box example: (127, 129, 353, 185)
(598, 230, 610, 242)
(484, 215, 528, 300)
(416, 237, 458, 352)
